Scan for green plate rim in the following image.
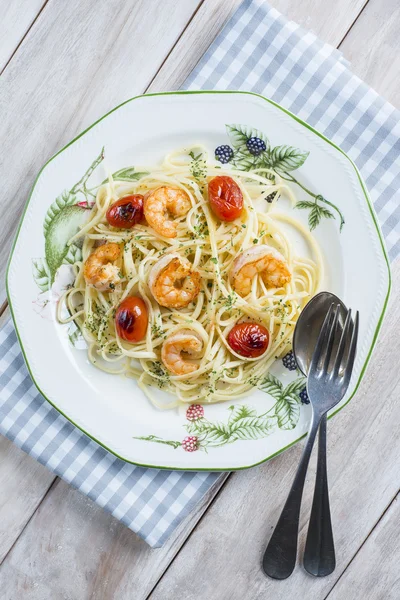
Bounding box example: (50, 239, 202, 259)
(6, 89, 392, 471)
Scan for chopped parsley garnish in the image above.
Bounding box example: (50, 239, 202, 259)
(151, 323, 166, 338)
(224, 293, 237, 310)
(189, 150, 207, 182)
(149, 361, 170, 388)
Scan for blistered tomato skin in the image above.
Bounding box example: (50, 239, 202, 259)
(227, 322, 270, 358)
(106, 195, 144, 229)
(115, 297, 148, 343)
(208, 176, 244, 221)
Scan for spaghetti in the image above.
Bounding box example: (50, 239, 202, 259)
(58, 147, 322, 408)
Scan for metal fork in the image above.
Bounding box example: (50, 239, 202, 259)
(262, 304, 359, 579)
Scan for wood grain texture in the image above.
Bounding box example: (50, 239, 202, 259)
(149, 259, 400, 600)
(0, 0, 46, 72)
(269, 0, 368, 46)
(339, 0, 400, 107)
(0, 474, 228, 600)
(326, 494, 400, 600)
(0, 0, 201, 304)
(0, 308, 56, 565)
(147, 0, 243, 93)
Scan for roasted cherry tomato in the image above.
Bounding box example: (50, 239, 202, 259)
(208, 176, 244, 222)
(115, 296, 148, 343)
(227, 322, 269, 358)
(106, 195, 144, 229)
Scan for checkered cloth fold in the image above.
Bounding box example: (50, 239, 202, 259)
(1, 0, 399, 547)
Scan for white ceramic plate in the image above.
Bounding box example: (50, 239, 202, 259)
(7, 91, 391, 470)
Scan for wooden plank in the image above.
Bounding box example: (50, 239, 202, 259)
(0, 308, 56, 564)
(147, 260, 400, 600)
(0, 0, 46, 72)
(147, 0, 243, 93)
(0, 0, 201, 305)
(339, 0, 400, 107)
(326, 493, 400, 600)
(148, 0, 368, 94)
(269, 0, 368, 47)
(0, 438, 55, 565)
(0, 475, 228, 599)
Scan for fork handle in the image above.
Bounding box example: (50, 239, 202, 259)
(262, 414, 321, 579)
(303, 414, 336, 576)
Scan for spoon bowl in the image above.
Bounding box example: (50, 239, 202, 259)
(293, 291, 347, 376)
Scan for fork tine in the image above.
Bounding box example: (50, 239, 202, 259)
(333, 309, 353, 378)
(322, 304, 340, 373)
(309, 303, 335, 374)
(341, 311, 359, 390)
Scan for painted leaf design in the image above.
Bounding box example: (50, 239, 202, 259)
(70, 148, 105, 194)
(317, 204, 334, 220)
(63, 243, 82, 265)
(202, 422, 232, 444)
(185, 419, 209, 435)
(228, 405, 257, 424)
(109, 167, 149, 182)
(283, 377, 307, 398)
(275, 394, 300, 430)
(295, 200, 315, 210)
(229, 415, 277, 441)
(43, 191, 76, 236)
(258, 373, 283, 400)
(256, 155, 275, 170)
(270, 145, 309, 171)
(226, 124, 270, 151)
(308, 204, 321, 231)
(231, 153, 258, 171)
(185, 422, 198, 434)
(32, 258, 50, 292)
(45, 205, 89, 282)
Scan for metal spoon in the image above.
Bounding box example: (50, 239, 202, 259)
(262, 292, 349, 579)
(293, 292, 347, 577)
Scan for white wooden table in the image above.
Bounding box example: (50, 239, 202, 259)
(0, 1, 399, 598)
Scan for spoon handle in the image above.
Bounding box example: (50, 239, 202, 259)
(262, 414, 321, 579)
(303, 414, 336, 576)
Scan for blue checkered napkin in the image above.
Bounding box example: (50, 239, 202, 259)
(184, 0, 400, 260)
(1, 0, 400, 548)
(0, 320, 219, 547)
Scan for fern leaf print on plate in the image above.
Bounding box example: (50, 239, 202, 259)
(133, 374, 307, 452)
(215, 124, 345, 231)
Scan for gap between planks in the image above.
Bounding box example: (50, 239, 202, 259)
(0, 477, 58, 568)
(0, 0, 50, 76)
(145, 0, 208, 92)
(323, 488, 400, 599)
(336, 0, 370, 48)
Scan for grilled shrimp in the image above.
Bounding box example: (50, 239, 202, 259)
(83, 242, 121, 291)
(230, 245, 291, 297)
(161, 329, 203, 375)
(144, 186, 191, 238)
(148, 253, 201, 309)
